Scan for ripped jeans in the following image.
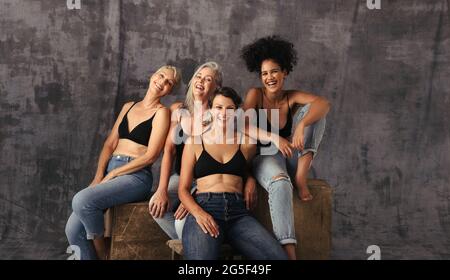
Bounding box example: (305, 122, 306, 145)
(253, 103, 326, 245)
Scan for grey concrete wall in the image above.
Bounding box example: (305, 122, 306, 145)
(0, 0, 449, 259)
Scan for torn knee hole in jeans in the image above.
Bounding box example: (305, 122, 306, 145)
(271, 173, 290, 182)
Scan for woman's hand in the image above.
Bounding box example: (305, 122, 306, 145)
(292, 121, 305, 151)
(149, 190, 169, 218)
(274, 135, 294, 158)
(88, 176, 103, 187)
(244, 177, 258, 210)
(193, 210, 219, 238)
(174, 203, 189, 220)
(100, 171, 117, 184)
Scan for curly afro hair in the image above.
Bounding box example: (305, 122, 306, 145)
(240, 35, 297, 75)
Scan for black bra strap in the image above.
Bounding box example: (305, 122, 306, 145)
(200, 135, 205, 150)
(126, 102, 136, 115)
(286, 93, 291, 114)
(238, 132, 243, 149)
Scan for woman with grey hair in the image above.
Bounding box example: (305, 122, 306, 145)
(149, 62, 223, 239)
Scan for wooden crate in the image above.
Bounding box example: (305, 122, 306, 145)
(109, 179, 332, 260)
(254, 179, 332, 260)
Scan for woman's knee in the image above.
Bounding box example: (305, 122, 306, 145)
(65, 217, 74, 240)
(71, 189, 92, 216)
(268, 173, 293, 193)
(65, 213, 82, 243)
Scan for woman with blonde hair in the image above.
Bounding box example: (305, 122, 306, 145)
(65, 65, 181, 260)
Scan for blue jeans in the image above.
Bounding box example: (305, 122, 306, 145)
(182, 192, 288, 260)
(65, 155, 153, 260)
(253, 103, 326, 245)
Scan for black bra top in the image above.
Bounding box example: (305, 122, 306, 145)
(194, 134, 247, 180)
(118, 102, 156, 146)
(257, 91, 292, 146)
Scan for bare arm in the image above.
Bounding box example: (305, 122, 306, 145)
(178, 139, 219, 237)
(288, 91, 331, 149)
(149, 103, 183, 218)
(156, 124, 177, 191)
(178, 140, 203, 217)
(155, 102, 183, 193)
(148, 120, 177, 217)
(90, 102, 134, 185)
(241, 135, 258, 210)
(288, 90, 331, 126)
(242, 88, 293, 157)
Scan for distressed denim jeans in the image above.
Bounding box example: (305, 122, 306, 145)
(253, 103, 326, 245)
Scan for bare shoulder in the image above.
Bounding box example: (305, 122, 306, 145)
(287, 90, 319, 105)
(243, 87, 262, 109)
(169, 101, 184, 112)
(155, 106, 170, 118)
(115, 102, 135, 119)
(122, 101, 135, 111)
(185, 136, 202, 157)
(246, 87, 262, 99)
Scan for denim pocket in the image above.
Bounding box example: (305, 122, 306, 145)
(195, 195, 209, 206)
(106, 157, 126, 173)
(133, 169, 153, 188)
(230, 196, 246, 210)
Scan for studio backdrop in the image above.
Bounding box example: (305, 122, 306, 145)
(0, 0, 449, 259)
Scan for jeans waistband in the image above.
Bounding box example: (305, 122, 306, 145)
(111, 154, 135, 162)
(195, 192, 243, 200)
(109, 154, 152, 173)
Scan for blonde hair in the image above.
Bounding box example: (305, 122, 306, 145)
(184, 61, 223, 113)
(154, 65, 182, 89)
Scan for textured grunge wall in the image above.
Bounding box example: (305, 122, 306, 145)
(0, 0, 449, 259)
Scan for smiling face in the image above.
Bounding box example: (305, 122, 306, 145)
(149, 68, 176, 97)
(193, 67, 217, 101)
(212, 94, 237, 128)
(260, 59, 288, 94)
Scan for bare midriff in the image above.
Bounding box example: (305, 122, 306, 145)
(196, 174, 243, 194)
(112, 139, 148, 158)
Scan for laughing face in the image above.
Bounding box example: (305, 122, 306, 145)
(212, 94, 237, 129)
(193, 67, 217, 101)
(149, 68, 176, 97)
(260, 59, 288, 94)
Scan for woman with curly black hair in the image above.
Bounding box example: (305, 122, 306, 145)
(241, 35, 330, 259)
